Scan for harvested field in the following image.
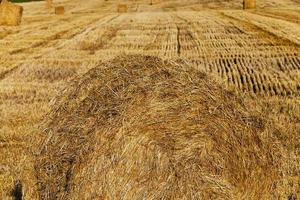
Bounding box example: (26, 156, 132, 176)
(0, 0, 299, 199)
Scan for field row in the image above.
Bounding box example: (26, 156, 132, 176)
(2, 11, 299, 97)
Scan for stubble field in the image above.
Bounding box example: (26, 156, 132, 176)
(0, 0, 299, 199)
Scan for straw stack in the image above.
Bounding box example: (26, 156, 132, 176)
(45, 0, 53, 8)
(0, 0, 23, 26)
(117, 4, 127, 13)
(150, 0, 161, 5)
(55, 6, 64, 15)
(243, 0, 256, 9)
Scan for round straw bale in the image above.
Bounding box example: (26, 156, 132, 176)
(36, 55, 281, 199)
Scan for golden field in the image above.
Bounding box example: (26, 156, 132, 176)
(0, 0, 299, 199)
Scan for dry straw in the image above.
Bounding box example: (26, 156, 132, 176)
(35, 55, 282, 199)
(0, 0, 23, 26)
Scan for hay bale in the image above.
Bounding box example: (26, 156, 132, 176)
(150, 0, 161, 5)
(0, 0, 23, 26)
(243, 0, 256, 9)
(117, 4, 127, 13)
(36, 55, 281, 199)
(55, 6, 64, 15)
(45, 0, 53, 8)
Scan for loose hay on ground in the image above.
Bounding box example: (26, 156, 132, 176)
(36, 55, 283, 200)
(10, 63, 78, 82)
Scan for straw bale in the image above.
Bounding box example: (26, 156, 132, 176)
(36, 55, 281, 199)
(117, 4, 127, 13)
(46, 0, 53, 8)
(0, 0, 23, 26)
(150, 0, 161, 5)
(55, 6, 64, 15)
(243, 0, 256, 9)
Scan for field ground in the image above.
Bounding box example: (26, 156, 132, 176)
(0, 0, 299, 199)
